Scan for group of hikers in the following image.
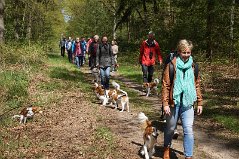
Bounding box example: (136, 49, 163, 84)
(59, 31, 203, 159)
(59, 35, 118, 90)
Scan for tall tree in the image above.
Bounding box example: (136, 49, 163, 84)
(0, 0, 5, 43)
(206, 0, 214, 61)
(230, 0, 235, 57)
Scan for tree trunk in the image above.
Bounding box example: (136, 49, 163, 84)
(142, 0, 148, 29)
(230, 0, 235, 58)
(113, 0, 117, 40)
(206, 0, 214, 61)
(0, 0, 5, 43)
(26, 12, 32, 40)
(127, 15, 131, 43)
(153, 0, 159, 14)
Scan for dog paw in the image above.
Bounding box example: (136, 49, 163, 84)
(140, 150, 145, 156)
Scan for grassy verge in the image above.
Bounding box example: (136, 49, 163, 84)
(0, 43, 47, 158)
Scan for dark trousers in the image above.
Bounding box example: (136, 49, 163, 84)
(61, 47, 65, 57)
(76, 56, 84, 68)
(67, 50, 72, 63)
(142, 64, 154, 83)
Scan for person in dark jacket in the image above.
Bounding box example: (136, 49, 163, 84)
(89, 35, 100, 82)
(59, 37, 66, 57)
(96, 36, 114, 90)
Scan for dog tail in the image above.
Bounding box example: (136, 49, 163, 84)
(138, 112, 151, 130)
(138, 112, 148, 123)
(154, 78, 160, 84)
(94, 82, 99, 87)
(118, 89, 128, 96)
(12, 115, 21, 119)
(112, 81, 120, 90)
(112, 81, 128, 96)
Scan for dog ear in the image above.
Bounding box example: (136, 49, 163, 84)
(142, 83, 147, 87)
(146, 120, 152, 126)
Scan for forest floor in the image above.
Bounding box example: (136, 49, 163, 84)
(3, 53, 239, 159)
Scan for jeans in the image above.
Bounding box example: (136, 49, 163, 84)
(164, 105, 194, 157)
(142, 64, 154, 83)
(100, 67, 111, 89)
(76, 56, 84, 68)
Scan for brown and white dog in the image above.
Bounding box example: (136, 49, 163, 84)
(143, 78, 160, 97)
(93, 83, 109, 106)
(12, 106, 43, 124)
(109, 81, 129, 112)
(138, 112, 158, 159)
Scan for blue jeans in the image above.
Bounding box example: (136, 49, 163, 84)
(76, 56, 84, 68)
(164, 105, 194, 157)
(100, 67, 111, 89)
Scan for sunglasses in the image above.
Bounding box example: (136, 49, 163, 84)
(181, 51, 191, 54)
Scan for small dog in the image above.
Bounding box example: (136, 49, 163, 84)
(12, 106, 43, 124)
(109, 81, 130, 112)
(138, 112, 158, 159)
(93, 83, 109, 106)
(143, 78, 160, 97)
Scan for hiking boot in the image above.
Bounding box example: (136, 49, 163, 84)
(163, 147, 170, 159)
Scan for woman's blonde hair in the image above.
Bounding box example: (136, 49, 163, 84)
(177, 39, 193, 52)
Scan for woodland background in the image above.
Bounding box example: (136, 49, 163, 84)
(0, 0, 238, 60)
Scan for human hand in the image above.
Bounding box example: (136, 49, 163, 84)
(164, 106, 171, 116)
(197, 106, 203, 115)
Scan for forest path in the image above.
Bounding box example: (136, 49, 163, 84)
(78, 66, 239, 159)
(6, 54, 238, 159)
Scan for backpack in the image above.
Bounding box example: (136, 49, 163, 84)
(163, 51, 199, 85)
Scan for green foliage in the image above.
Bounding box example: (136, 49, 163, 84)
(215, 115, 239, 133)
(0, 43, 45, 113)
(4, 0, 66, 44)
(64, 0, 114, 38)
(63, 0, 239, 60)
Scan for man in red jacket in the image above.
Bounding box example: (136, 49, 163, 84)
(139, 31, 163, 83)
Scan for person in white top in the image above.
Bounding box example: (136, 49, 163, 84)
(111, 40, 118, 71)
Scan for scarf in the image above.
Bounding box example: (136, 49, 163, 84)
(173, 56, 197, 108)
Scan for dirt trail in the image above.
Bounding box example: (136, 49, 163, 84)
(79, 67, 239, 159)
(9, 64, 238, 159)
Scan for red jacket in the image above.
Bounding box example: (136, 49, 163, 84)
(139, 39, 163, 66)
(74, 42, 82, 56)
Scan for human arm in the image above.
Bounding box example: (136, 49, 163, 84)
(195, 71, 203, 115)
(162, 63, 172, 115)
(109, 44, 115, 66)
(156, 43, 163, 65)
(96, 44, 100, 67)
(139, 42, 144, 64)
